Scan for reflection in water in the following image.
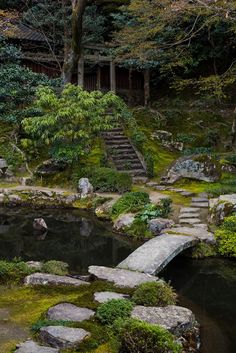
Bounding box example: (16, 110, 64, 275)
(0, 207, 136, 274)
(161, 257, 236, 353)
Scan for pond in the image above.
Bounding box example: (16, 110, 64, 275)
(161, 257, 236, 353)
(0, 207, 137, 274)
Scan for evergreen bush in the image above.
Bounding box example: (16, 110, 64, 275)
(132, 281, 177, 307)
(111, 192, 150, 217)
(41, 260, 69, 276)
(116, 318, 182, 353)
(215, 216, 236, 257)
(96, 299, 133, 325)
(0, 260, 33, 284)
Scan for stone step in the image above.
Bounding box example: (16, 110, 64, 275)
(192, 197, 209, 202)
(116, 162, 143, 170)
(94, 291, 129, 303)
(179, 218, 202, 225)
(163, 227, 214, 241)
(40, 326, 90, 349)
(105, 139, 130, 145)
(108, 144, 134, 150)
(180, 207, 201, 213)
(112, 156, 141, 163)
(88, 265, 158, 288)
(190, 202, 209, 208)
(179, 213, 201, 219)
(123, 169, 147, 176)
(104, 135, 128, 140)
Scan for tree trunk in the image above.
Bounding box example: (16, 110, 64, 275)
(231, 107, 236, 148)
(144, 69, 150, 106)
(62, 0, 87, 84)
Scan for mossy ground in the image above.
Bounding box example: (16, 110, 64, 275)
(0, 281, 133, 353)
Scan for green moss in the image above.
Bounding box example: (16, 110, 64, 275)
(190, 242, 218, 259)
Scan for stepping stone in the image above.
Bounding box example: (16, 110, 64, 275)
(163, 227, 213, 241)
(180, 191, 194, 197)
(192, 197, 208, 202)
(24, 273, 89, 287)
(88, 266, 158, 288)
(14, 340, 59, 353)
(47, 303, 94, 322)
(131, 305, 198, 336)
(180, 207, 200, 213)
(193, 223, 208, 229)
(40, 326, 90, 349)
(190, 202, 209, 208)
(179, 218, 201, 225)
(179, 213, 200, 219)
(94, 291, 129, 303)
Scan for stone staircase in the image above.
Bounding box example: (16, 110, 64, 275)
(102, 127, 147, 181)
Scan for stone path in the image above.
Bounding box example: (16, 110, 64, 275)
(178, 194, 209, 227)
(88, 265, 158, 288)
(24, 273, 90, 287)
(14, 341, 59, 353)
(47, 304, 94, 322)
(94, 291, 129, 303)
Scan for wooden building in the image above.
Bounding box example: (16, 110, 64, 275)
(0, 14, 148, 104)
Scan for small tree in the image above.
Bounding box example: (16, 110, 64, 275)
(22, 84, 132, 163)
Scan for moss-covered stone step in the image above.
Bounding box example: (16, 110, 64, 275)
(47, 303, 95, 322)
(14, 340, 59, 353)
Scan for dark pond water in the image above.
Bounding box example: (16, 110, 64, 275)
(0, 207, 136, 274)
(161, 257, 236, 353)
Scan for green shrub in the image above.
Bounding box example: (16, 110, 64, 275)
(136, 198, 172, 223)
(215, 216, 236, 257)
(73, 167, 132, 193)
(132, 281, 177, 307)
(225, 154, 236, 166)
(176, 133, 196, 144)
(144, 152, 154, 178)
(131, 129, 147, 151)
(41, 260, 69, 276)
(96, 299, 133, 325)
(0, 260, 33, 284)
(191, 242, 218, 259)
(125, 218, 153, 240)
(183, 147, 213, 155)
(111, 192, 150, 217)
(116, 318, 181, 353)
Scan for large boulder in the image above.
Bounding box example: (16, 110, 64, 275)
(78, 178, 93, 199)
(113, 213, 135, 231)
(163, 155, 221, 184)
(0, 157, 8, 176)
(33, 218, 48, 231)
(24, 273, 90, 287)
(148, 218, 175, 235)
(95, 198, 117, 219)
(209, 194, 236, 225)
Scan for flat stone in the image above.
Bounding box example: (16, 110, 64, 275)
(180, 191, 194, 197)
(24, 273, 89, 287)
(179, 213, 200, 219)
(180, 207, 200, 213)
(113, 213, 135, 231)
(118, 234, 198, 275)
(26, 261, 43, 270)
(179, 218, 202, 225)
(40, 326, 90, 349)
(14, 340, 59, 353)
(193, 223, 208, 229)
(88, 266, 158, 288)
(94, 291, 129, 303)
(132, 305, 198, 336)
(190, 202, 209, 208)
(148, 218, 175, 235)
(163, 227, 214, 241)
(191, 197, 208, 203)
(47, 303, 94, 322)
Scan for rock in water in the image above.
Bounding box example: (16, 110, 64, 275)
(78, 178, 93, 199)
(113, 213, 135, 231)
(0, 157, 8, 176)
(14, 340, 59, 353)
(33, 218, 48, 231)
(40, 326, 90, 349)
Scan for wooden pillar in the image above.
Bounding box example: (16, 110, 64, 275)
(96, 65, 101, 91)
(78, 56, 84, 87)
(144, 69, 150, 106)
(128, 68, 133, 105)
(110, 60, 116, 93)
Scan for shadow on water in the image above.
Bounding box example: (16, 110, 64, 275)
(0, 207, 137, 274)
(161, 257, 236, 353)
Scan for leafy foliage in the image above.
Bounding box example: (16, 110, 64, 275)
(132, 281, 177, 307)
(115, 318, 182, 353)
(23, 84, 132, 163)
(125, 218, 153, 240)
(215, 215, 236, 257)
(73, 167, 132, 193)
(111, 192, 150, 217)
(96, 299, 133, 325)
(0, 259, 34, 284)
(136, 198, 172, 223)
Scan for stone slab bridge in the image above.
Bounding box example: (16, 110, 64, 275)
(117, 227, 214, 275)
